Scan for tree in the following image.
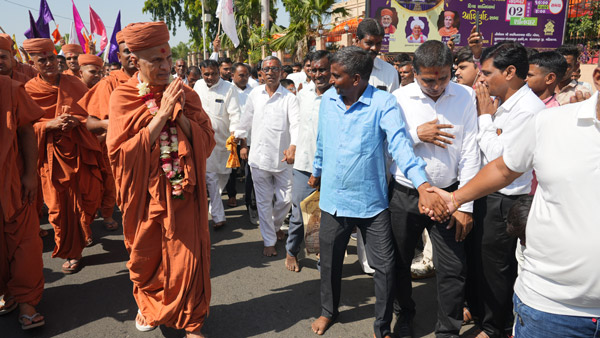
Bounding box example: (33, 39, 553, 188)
(171, 41, 191, 60)
(143, 0, 278, 63)
(566, 2, 600, 45)
(271, 0, 347, 61)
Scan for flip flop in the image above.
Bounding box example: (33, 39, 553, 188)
(39, 228, 49, 237)
(62, 258, 82, 274)
(19, 313, 45, 330)
(85, 237, 94, 247)
(135, 309, 156, 332)
(213, 221, 226, 230)
(103, 219, 119, 231)
(0, 296, 17, 315)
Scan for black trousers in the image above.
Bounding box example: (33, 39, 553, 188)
(470, 192, 522, 338)
(244, 160, 256, 209)
(319, 210, 396, 338)
(389, 181, 466, 338)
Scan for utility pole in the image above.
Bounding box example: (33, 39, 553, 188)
(261, 0, 269, 58)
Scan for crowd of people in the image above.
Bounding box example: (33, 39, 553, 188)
(0, 15, 598, 338)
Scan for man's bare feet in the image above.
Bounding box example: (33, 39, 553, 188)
(276, 230, 285, 241)
(311, 316, 333, 335)
(263, 246, 277, 256)
(285, 253, 300, 272)
(186, 329, 205, 338)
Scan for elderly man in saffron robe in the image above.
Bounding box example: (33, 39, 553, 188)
(106, 22, 215, 337)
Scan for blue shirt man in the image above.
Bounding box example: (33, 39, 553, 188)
(309, 46, 447, 338)
(313, 84, 427, 217)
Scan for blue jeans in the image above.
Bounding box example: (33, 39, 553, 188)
(513, 294, 600, 338)
(285, 169, 315, 257)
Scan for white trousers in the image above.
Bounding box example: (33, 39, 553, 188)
(251, 166, 292, 246)
(206, 171, 230, 223)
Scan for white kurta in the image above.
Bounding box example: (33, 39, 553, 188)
(194, 78, 241, 174)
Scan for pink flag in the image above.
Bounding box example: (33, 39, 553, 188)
(71, 0, 88, 52)
(89, 6, 108, 53)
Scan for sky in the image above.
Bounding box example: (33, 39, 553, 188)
(1, 0, 290, 48)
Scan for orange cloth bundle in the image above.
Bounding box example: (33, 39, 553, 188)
(225, 135, 240, 168)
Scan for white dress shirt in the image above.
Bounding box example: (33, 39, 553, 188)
(293, 83, 323, 173)
(194, 78, 241, 174)
(477, 85, 545, 195)
(237, 84, 300, 172)
(504, 92, 600, 317)
(247, 77, 259, 88)
(287, 71, 309, 90)
(370, 57, 400, 93)
(391, 82, 480, 212)
(235, 84, 254, 146)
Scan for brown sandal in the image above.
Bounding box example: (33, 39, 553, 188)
(62, 258, 82, 274)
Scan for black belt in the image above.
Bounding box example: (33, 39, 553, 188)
(391, 180, 459, 197)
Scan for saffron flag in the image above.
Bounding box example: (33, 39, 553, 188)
(89, 6, 108, 54)
(216, 0, 240, 48)
(52, 25, 61, 44)
(72, 0, 88, 52)
(24, 0, 55, 39)
(107, 11, 122, 63)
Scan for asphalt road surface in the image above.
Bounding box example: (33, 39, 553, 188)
(1, 182, 475, 338)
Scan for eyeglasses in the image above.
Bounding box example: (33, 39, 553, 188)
(262, 66, 281, 73)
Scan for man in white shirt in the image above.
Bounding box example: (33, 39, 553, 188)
(285, 50, 331, 272)
(232, 62, 258, 225)
(389, 41, 480, 338)
(287, 55, 312, 92)
(194, 59, 241, 229)
(471, 41, 546, 338)
(355, 18, 399, 93)
(428, 63, 600, 338)
(237, 56, 300, 257)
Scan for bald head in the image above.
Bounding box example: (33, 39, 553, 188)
(175, 58, 187, 79)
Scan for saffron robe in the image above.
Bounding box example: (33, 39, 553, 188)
(0, 75, 45, 306)
(24, 74, 103, 259)
(106, 74, 215, 331)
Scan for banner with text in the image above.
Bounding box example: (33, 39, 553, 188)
(368, 0, 567, 53)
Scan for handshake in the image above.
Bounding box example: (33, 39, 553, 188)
(417, 182, 472, 242)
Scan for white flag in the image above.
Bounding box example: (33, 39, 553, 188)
(216, 0, 239, 48)
(69, 22, 77, 44)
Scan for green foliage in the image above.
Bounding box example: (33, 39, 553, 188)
(171, 41, 191, 60)
(271, 0, 347, 61)
(566, 2, 600, 44)
(143, 0, 278, 62)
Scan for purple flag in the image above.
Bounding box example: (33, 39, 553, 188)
(25, 0, 54, 39)
(108, 11, 122, 63)
(72, 0, 87, 52)
(25, 11, 42, 39)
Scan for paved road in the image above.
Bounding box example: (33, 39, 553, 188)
(1, 182, 475, 338)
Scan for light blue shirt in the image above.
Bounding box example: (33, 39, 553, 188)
(313, 85, 428, 218)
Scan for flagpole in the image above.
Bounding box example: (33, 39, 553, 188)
(0, 26, 6, 34)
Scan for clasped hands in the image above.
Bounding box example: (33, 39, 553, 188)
(47, 105, 81, 132)
(420, 183, 473, 242)
(157, 77, 185, 121)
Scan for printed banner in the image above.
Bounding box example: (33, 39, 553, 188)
(368, 0, 567, 52)
(369, 0, 444, 53)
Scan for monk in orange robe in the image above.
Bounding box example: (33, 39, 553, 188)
(61, 43, 83, 78)
(0, 34, 30, 84)
(78, 31, 136, 231)
(77, 54, 103, 89)
(0, 75, 46, 329)
(23, 38, 103, 274)
(107, 22, 214, 337)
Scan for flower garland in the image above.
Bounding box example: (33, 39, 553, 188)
(137, 79, 184, 199)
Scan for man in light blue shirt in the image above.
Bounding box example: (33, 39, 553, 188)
(309, 47, 449, 338)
